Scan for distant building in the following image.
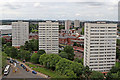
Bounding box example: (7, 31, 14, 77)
(12, 21, 29, 47)
(0, 25, 12, 35)
(39, 21, 59, 54)
(84, 22, 117, 72)
(65, 20, 71, 30)
(74, 20, 80, 28)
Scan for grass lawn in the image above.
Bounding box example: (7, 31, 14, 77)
(115, 62, 120, 67)
(26, 63, 67, 78)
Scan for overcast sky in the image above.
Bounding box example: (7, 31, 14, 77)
(0, 0, 119, 21)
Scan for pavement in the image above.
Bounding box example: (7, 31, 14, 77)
(2, 60, 46, 79)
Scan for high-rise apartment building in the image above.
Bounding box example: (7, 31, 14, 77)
(39, 21, 59, 54)
(84, 22, 117, 72)
(12, 21, 29, 47)
(65, 20, 71, 30)
(74, 20, 80, 27)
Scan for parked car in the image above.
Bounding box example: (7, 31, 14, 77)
(20, 64, 24, 67)
(12, 59, 16, 62)
(23, 66, 26, 69)
(10, 60, 13, 63)
(15, 60, 19, 64)
(32, 71, 37, 74)
(26, 68, 30, 72)
(7, 58, 10, 60)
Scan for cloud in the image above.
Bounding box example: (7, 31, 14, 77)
(75, 13, 80, 16)
(3, 2, 23, 10)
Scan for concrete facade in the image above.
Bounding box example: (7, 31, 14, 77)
(39, 21, 59, 54)
(84, 22, 117, 72)
(65, 20, 71, 30)
(74, 20, 80, 28)
(12, 21, 29, 47)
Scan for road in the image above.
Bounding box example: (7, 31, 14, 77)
(2, 61, 43, 79)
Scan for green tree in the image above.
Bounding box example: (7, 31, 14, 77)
(116, 47, 120, 60)
(105, 72, 113, 80)
(6, 42, 12, 46)
(63, 46, 75, 60)
(59, 51, 68, 59)
(2, 38, 6, 44)
(111, 73, 118, 78)
(55, 58, 83, 78)
(110, 66, 119, 73)
(74, 58, 83, 65)
(2, 52, 7, 68)
(31, 53, 40, 64)
(89, 71, 104, 80)
(117, 39, 120, 46)
(37, 49, 46, 55)
(17, 49, 31, 61)
(73, 42, 77, 46)
(64, 70, 77, 78)
(39, 54, 61, 70)
(81, 27, 84, 35)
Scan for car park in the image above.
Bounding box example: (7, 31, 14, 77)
(32, 71, 37, 74)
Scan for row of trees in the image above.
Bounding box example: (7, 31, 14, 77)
(38, 53, 104, 79)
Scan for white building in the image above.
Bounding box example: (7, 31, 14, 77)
(0, 25, 12, 35)
(74, 20, 80, 27)
(84, 22, 117, 72)
(39, 21, 59, 54)
(12, 21, 29, 47)
(65, 20, 71, 30)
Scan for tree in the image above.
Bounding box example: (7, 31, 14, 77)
(73, 42, 77, 46)
(116, 47, 120, 60)
(59, 51, 68, 59)
(55, 58, 83, 78)
(17, 49, 31, 61)
(105, 72, 113, 80)
(9, 47, 18, 58)
(1, 52, 7, 68)
(64, 70, 77, 78)
(110, 66, 119, 73)
(74, 58, 83, 65)
(117, 39, 120, 46)
(63, 46, 75, 60)
(6, 42, 12, 46)
(2, 38, 6, 44)
(31, 53, 40, 64)
(37, 49, 46, 55)
(4, 46, 18, 58)
(81, 27, 84, 35)
(89, 71, 104, 80)
(39, 54, 61, 70)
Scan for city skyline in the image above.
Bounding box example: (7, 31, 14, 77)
(0, 0, 118, 20)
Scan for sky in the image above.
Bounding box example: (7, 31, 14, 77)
(0, 0, 119, 21)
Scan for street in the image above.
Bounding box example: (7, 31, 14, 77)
(2, 62, 43, 79)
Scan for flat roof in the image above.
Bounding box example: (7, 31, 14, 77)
(0, 25, 12, 30)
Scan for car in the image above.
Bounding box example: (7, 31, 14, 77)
(10, 60, 13, 63)
(32, 71, 37, 74)
(23, 66, 26, 69)
(7, 58, 10, 60)
(12, 59, 16, 62)
(20, 64, 24, 67)
(15, 60, 19, 64)
(26, 68, 30, 72)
